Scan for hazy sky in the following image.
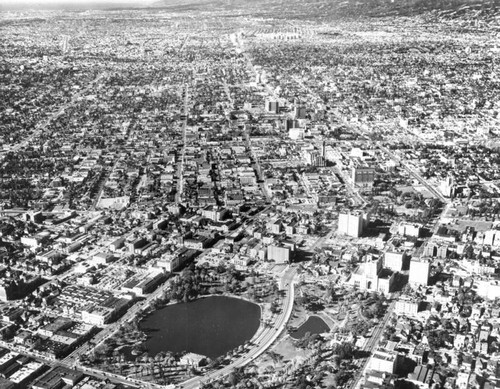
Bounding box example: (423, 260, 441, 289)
(3, 0, 151, 2)
(1, 0, 153, 9)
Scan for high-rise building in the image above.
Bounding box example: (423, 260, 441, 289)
(265, 100, 279, 114)
(349, 255, 395, 293)
(395, 299, 420, 316)
(293, 105, 306, 119)
(409, 259, 430, 286)
(398, 223, 422, 238)
(285, 119, 300, 131)
(351, 166, 375, 186)
(306, 150, 326, 167)
(267, 245, 293, 264)
(338, 212, 364, 237)
(440, 174, 455, 198)
(365, 256, 382, 278)
(61, 35, 70, 54)
(384, 251, 407, 271)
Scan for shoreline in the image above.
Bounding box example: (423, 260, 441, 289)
(122, 293, 265, 361)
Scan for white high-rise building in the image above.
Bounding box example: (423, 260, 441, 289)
(409, 259, 430, 286)
(384, 251, 406, 272)
(440, 175, 455, 198)
(338, 212, 364, 238)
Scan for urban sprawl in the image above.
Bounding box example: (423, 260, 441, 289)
(1, 1, 500, 389)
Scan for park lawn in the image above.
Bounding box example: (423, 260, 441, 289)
(323, 373, 337, 387)
(454, 219, 493, 232)
(289, 304, 309, 328)
(257, 336, 310, 375)
(273, 336, 309, 362)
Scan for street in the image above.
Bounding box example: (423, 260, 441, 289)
(347, 300, 396, 389)
(176, 83, 190, 205)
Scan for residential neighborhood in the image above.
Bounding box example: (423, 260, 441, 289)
(1, 0, 500, 388)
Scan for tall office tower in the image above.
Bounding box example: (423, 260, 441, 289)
(409, 259, 430, 286)
(440, 174, 455, 198)
(61, 35, 70, 54)
(285, 119, 300, 131)
(293, 105, 306, 119)
(309, 150, 326, 167)
(351, 166, 375, 186)
(265, 100, 279, 114)
(338, 212, 364, 238)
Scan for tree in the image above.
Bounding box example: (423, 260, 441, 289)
(427, 329, 451, 349)
(228, 368, 241, 386)
(268, 351, 283, 366)
(332, 342, 355, 360)
(270, 300, 280, 314)
(208, 287, 217, 295)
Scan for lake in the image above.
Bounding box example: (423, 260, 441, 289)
(290, 315, 330, 339)
(139, 296, 261, 360)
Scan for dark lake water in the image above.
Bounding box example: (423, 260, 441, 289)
(139, 296, 261, 359)
(290, 316, 330, 339)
